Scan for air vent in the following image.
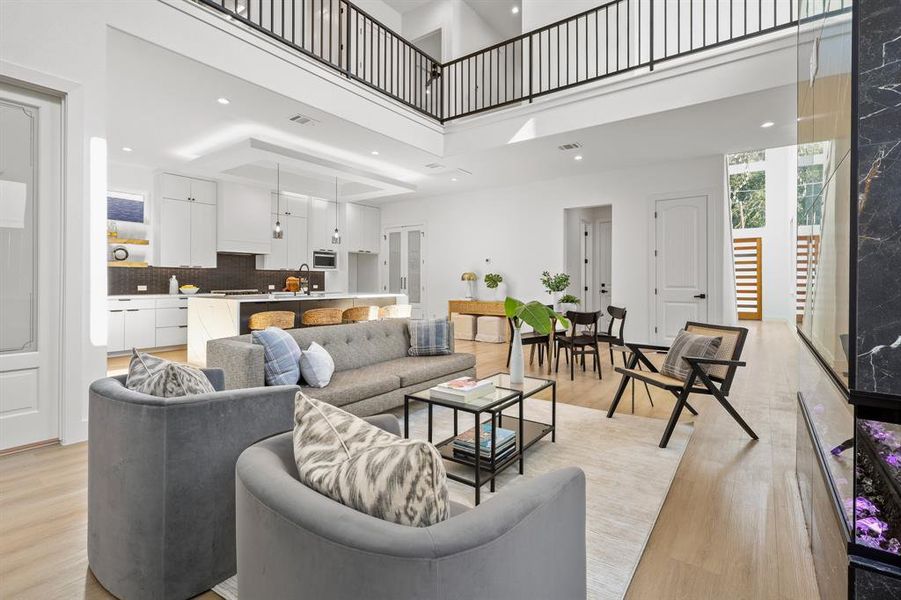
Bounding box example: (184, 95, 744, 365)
(558, 142, 583, 151)
(424, 162, 445, 170)
(289, 113, 319, 126)
(455, 168, 473, 176)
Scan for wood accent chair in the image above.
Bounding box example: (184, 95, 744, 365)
(506, 317, 552, 372)
(606, 322, 758, 448)
(342, 306, 379, 323)
(248, 311, 296, 331)
(379, 304, 413, 319)
(301, 308, 343, 327)
(596, 306, 628, 366)
(555, 310, 603, 381)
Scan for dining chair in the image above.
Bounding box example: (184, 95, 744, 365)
(506, 317, 552, 371)
(555, 310, 603, 380)
(596, 306, 628, 366)
(248, 311, 295, 331)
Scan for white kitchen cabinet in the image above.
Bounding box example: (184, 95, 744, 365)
(190, 179, 217, 205)
(159, 173, 217, 205)
(156, 306, 188, 328)
(256, 213, 288, 270)
(155, 326, 188, 347)
(310, 197, 340, 252)
(107, 309, 125, 353)
(256, 214, 308, 270)
(346, 203, 380, 254)
(271, 192, 308, 217)
(218, 182, 271, 254)
(190, 202, 218, 268)
(158, 198, 217, 268)
(123, 308, 156, 349)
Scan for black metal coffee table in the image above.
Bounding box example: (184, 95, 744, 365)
(403, 372, 557, 505)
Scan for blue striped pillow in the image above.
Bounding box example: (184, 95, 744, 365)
(252, 327, 302, 386)
(408, 319, 452, 356)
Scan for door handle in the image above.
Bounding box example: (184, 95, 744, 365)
(694, 293, 707, 299)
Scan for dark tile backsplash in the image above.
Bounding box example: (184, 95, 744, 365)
(108, 253, 326, 295)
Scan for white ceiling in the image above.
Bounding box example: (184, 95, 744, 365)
(107, 30, 795, 206)
(383, 0, 522, 39)
(382, 0, 433, 13)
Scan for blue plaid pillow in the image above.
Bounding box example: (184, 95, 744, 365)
(408, 319, 452, 356)
(252, 327, 302, 386)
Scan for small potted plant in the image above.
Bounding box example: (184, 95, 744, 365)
(461, 272, 478, 299)
(484, 273, 504, 300)
(558, 294, 581, 314)
(539, 271, 571, 310)
(504, 297, 569, 383)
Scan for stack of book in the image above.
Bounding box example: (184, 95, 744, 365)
(452, 422, 517, 467)
(429, 377, 495, 402)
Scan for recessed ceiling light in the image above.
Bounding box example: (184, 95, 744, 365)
(512, 6, 520, 14)
(371, 151, 380, 156)
(236, 3, 246, 14)
(122, 146, 133, 152)
(451, 177, 458, 182)
(760, 121, 775, 128)
(217, 97, 230, 105)
(574, 155, 583, 161)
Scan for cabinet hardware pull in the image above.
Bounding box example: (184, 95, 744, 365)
(110, 309, 124, 313)
(179, 307, 187, 310)
(178, 325, 188, 329)
(126, 309, 140, 312)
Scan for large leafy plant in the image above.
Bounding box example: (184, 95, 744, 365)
(484, 273, 503, 289)
(540, 271, 571, 294)
(504, 297, 569, 335)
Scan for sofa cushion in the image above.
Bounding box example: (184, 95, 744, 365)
(299, 342, 335, 388)
(293, 393, 449, 527)
(125, 350, 215, 397)
(301, 364, 400, 407)
(408, 318, 452, 356)
(380, 354, 478, 387)
(252, 327, 302, 386)
(290, 320, 411, 372)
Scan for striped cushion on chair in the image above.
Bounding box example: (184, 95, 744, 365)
(408, 318, 452, 356)
(660, 330, 722, 381)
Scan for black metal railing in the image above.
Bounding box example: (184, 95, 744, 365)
(197, 0, 851, 123)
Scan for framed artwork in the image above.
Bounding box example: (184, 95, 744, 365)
(107, 191, 145, 223)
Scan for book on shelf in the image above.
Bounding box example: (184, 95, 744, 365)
(452, 445, 517, 467)
(451, 422, 516, 455)
(429, 376, 496, 402)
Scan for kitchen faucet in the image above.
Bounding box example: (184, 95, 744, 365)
(298, 263, 311, 296)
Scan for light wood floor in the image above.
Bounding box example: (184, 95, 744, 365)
(0, 321, 818, 599)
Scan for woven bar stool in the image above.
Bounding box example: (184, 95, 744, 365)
(248, 311, 295, 331)
(301, 307, 343, 327)
(378, 304, 412, 319)
(342, 306, 379, 323)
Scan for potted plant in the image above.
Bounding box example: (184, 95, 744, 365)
(559, 294, 581, 314)
(461, 272, 478, 299)
(504, 297, 569, 384)
(539, 271, 571, 310)
(484, 273, 504, 300)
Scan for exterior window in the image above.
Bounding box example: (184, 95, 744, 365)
(797, 143, 827, 226)
(728, 151, 766, 229)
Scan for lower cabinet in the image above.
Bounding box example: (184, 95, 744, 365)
(123, 308, 156, 350)
(107, 296, 190, 353)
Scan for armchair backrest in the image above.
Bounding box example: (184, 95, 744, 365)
(685, 322, 748, 393)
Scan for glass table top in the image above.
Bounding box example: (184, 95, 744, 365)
(482, 372, 554, 395)
(408, 385, 521, 412)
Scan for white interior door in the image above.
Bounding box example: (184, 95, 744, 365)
(383, 225, 426, 318)
(655, 196, 708, 343)
(0, 83, 62, 451)
(596, 220, 612, 322)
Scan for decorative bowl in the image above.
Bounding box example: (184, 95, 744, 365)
(179, 286, 200, 295)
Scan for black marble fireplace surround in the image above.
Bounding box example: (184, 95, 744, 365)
(108, 253, 326, 295)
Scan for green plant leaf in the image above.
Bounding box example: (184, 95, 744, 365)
(504, 296, 524, 320)
(517, 301, 553, 335)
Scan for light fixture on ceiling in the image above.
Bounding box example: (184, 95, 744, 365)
(574, 155, 583, 161)
(217, 97, 230, 105)
(760, 121, 775, 128)
(371, 150, 380, 156)
(331, 178, 341, 245)
(512, 6, 520, 14)
(122, 146, 133, 152)
(273, 163, 283, 239)
(451, 177, 458, 182)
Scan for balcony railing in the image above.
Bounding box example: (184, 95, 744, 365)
(197, 0, 851, 123)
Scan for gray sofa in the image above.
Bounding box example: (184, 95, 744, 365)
(207, 319, 476, 416)
(236, 425, 588, 600)
(87, 370, 299, 600)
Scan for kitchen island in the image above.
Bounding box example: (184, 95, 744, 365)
(187, 292, 408, 365)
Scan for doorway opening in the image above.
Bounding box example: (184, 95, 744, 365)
(563, 205, 612, 325)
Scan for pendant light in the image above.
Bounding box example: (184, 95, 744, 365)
(273, 163, 284, 239)
(331, 177, 341, 245)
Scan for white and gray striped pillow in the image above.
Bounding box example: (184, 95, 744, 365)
(125, 350, 216, 397)
(660, 330, 722, 381)
(408, 318, 451, 356)
(293, 392, 449, 527)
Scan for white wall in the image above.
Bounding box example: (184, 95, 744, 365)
(402, 0, 504, 61)
(380, 155, 727, 343)
(354, 0, 403, 32)
(521, 0, 601, 31)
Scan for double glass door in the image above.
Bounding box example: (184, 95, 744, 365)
(384, 225, 425, 318)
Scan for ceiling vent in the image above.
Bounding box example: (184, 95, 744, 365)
(424, 162, 445, 170)
(558, 142, 583, 151)
(455, 168, 473, 176)
(289, 113, 319, 126)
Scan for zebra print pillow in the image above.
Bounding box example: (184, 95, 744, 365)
(125, 350, 216, 397)
(293, 392, 449, 527)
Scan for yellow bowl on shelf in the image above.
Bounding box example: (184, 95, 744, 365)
(179, 285, 199, 295)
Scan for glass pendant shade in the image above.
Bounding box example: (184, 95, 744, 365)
(331, 177, 341, 245)
(273, 163, 283, 239)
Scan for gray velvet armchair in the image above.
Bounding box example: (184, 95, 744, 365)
(87, 370, 299, 600)
(236, 423, 588, 600)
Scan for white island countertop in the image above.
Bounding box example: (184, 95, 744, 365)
(201, 292, 407, 303)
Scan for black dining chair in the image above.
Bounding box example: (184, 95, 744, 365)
(506, 318, 552, 372)
(555, 310, 602, 380)
(597, 305, 627, 366)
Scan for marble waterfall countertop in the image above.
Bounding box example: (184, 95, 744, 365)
(203, 292, 408, 303)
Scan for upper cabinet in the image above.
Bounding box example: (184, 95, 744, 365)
(271, 192, 309, 218)
(345, 203, 380, 254)
(218, 182, 272, 254)
(256, 213, 309, 270)
(309, 197, 340, 252)
(156, 174, 218, 268)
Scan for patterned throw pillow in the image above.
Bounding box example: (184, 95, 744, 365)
(299, 342, 335, 388)
(408, 318, 452, 356)
(125, 350, 216, 397)
(293, 393, 449, 527)
(660, 330, 722, 381)
(252, 327, 302, 386)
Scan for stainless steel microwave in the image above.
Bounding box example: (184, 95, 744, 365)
(312, 250, 338, 270)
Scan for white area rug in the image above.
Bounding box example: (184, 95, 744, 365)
(214, 398, 692, 600)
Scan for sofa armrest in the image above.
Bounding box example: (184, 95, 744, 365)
(363, 414, 401, 436)
(207, 338, 265, 390)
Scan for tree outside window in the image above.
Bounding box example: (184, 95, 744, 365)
(797, 143, 826, 226)
(728, 151, 766, 229)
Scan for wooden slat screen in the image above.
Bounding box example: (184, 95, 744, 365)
(733, 236, 763, 320)
(796, 234, 821, 323)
